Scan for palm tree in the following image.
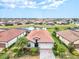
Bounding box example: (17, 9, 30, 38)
(15, 37, 28, 48)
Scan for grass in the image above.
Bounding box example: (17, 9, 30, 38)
(0, 53, 9, 59)
(47, 24, 78, 33)
(0, 24, 31, 28)
(0, 24, 49, 28)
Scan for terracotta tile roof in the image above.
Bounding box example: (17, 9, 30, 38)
(0, 29, 25, 42)
(57, 30, 79, 42)
(27, 30, 53, 43)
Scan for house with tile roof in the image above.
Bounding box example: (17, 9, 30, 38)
(56, 30, 79, 51)
(0, 29, 26, 49)
(27, 30, 54, 49)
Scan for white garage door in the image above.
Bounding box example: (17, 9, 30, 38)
(39, 43, 53, 49)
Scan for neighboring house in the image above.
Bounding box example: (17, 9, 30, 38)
(0, 29, 6, 33)
(74, 20, 79, 25)
(56, 20, 68, 25)
(0, 22, 5, 26)
(0, 29, 26, 49)
(27, 30, 54, 49)
(56, 30, 79, 50)
(46, 22, 55, 25)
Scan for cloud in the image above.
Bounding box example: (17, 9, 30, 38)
(0, 0, 67, 9)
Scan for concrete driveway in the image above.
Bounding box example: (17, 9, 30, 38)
(40, 49, 55, 59)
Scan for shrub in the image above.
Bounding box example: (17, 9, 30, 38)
(71, 50, 79, 56)
(5, 24, 13, 26)
(30, 48, 38, 56)
(0, 53, 9, 59)
(68, 43, 75, 52)
(12, 47, 19, 53)
(2, 48, 8, 53)
(53, 43, 66, 56)
(14, 48, 24, 57)
(53, 49, 59, 56)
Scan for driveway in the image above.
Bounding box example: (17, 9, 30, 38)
(40, 49, 55, 59)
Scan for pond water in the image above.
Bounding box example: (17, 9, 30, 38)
(17, 27, 47, 31)
(25, 27, 47, 30)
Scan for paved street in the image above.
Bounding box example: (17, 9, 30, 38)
(40, 49, 55, 59)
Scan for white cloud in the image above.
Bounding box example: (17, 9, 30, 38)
(0, 0, 67, 9)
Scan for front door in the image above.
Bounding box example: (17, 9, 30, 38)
(35, 39, 38, 47)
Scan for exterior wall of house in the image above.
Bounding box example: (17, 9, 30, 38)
(39, 43, 53, 49)
(5, 37, 17, 48)
(59, 36, 69, 45)
(56, 34, 69, 45)
(0, 43, 5, 48)
(18, 32, 26, 38)
(74, 40, 79, 44)
(5, 32, 26, 48)
(75, 22, 79, 25)
(28, 41, 53, 49)
(28, 41, 35, 47)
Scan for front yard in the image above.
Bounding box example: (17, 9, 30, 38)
(17, 55, 39, 59)
(0, 37, 39, 59)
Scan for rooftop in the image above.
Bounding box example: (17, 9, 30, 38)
(27, 30, 53, 43)
(0, 29, 25, 42)
(57, 30, 79, 42)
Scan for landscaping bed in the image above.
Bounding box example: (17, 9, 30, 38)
(0, 37, 39, 59)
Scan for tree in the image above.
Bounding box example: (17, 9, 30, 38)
(54, 27, 59, 31)
(15, 37, 28, 48)
(57, 45, 66, 59)
(68, 43, 75, 52)
(14, 37, 28, 57)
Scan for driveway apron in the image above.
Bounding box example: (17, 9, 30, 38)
(40, 49, 55, 59)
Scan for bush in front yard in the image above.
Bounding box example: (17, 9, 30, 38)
(0, 53, 9, 59)
(12, 47, 19, 53)
(30, 48, 39, 56)
(71, 50, 79, 56)
(68, 43, 75, 53)
(53, 42, 66, 56)
(14, 48, 25, 57)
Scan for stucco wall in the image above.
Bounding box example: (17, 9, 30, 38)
(59, 36, 69, 45)
(28, 41, 34, 47)
(28, 41, 53, 49)
(56, 34, 69, 45)
(74, 40, 79, 44)
(18, 32, 26, 38)
(5, 32, 26, 48)
(39, 43, 53, 49)
(5, 37, 17, 48)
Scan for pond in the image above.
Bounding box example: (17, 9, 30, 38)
(17, 27, 47, 31)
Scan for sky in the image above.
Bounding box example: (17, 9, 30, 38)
(0, 0, 79, 18)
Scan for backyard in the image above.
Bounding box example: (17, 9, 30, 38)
(0, 23, 77, 29)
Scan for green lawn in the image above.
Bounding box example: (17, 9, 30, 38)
(47, 24, 78, 33)
(0, 24, 49, 28)
(0, 53, 9, 59)
(0, 23, 77, 29)
(0, 24, 32, 28)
